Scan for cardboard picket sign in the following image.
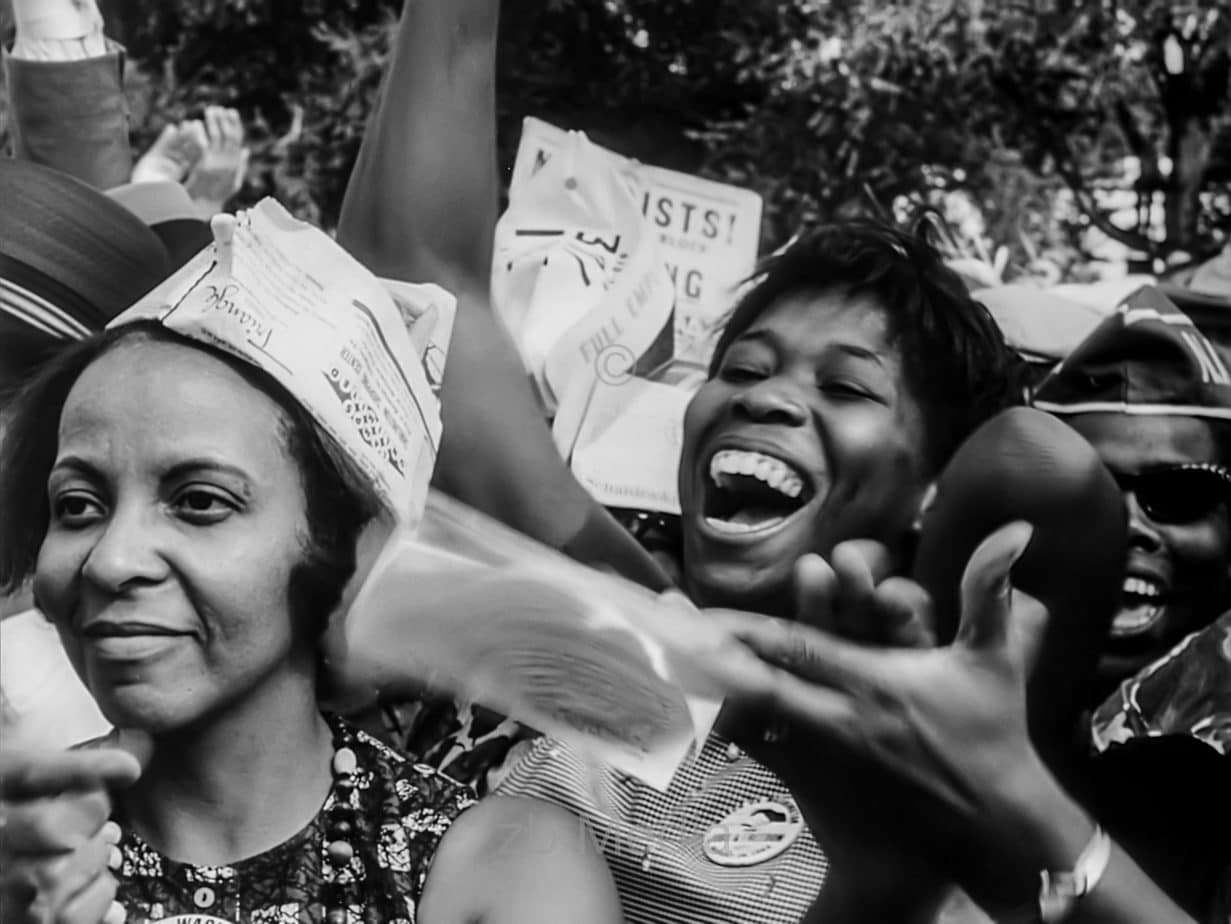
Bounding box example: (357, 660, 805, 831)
(509, 117, 763, 365)
(110, 199, 454, 527)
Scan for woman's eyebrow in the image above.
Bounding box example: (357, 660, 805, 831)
(48, 454, 99, 478)
(732, 329, 780, 351)
(161, 458, 255, 491)
(829, 342, 886, 367)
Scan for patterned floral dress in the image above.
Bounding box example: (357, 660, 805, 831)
(113, 719, 476, 924)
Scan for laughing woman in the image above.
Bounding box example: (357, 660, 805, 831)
(0, 319, 621, 924)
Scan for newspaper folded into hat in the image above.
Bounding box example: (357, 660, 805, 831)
(109, 199, 456, 525)
(329, 488, 727, 791)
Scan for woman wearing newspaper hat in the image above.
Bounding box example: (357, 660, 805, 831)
(0, 211, 622, 924)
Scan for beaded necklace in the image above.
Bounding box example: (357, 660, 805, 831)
(114, 716, 367, 924)
(321, 718, 361, 924)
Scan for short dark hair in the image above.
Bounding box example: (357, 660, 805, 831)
(710, 220, 1025, 473)
(0, 322, 381, 633)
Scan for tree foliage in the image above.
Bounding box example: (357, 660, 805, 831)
(28, 0, 1231, 276)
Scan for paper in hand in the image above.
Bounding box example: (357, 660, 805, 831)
(331, 490, 725, 791)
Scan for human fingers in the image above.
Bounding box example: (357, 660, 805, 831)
(955, 521, 1036, 657)
(52, 868, 120, 924)
(179, 120, 209, 159)
(0, 790, 111, 855)
(871, 577, 936, 648)
(701, 616, 860, 736)
(145, 124, 178, 156)
(0, 750, 140, 801)
(828, 541, 879, 640)
(720, 609, 881, 693)
(231, 148, 251, 195)
(793, 553, 837, 631)
(20, 830, 113, 915)
(221, 108, 245, 150)
(205, 106, 227, 148)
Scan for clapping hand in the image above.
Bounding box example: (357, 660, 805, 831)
(184, 107, 250, 218)
(131, 122, 207, 186)
(700, 523, 1092, 913)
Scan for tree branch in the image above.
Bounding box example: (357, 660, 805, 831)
(1045, 132, 1155, 255)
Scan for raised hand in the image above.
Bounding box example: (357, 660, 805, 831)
(184, 107, 250, 218)
(130, 122, 207, 185)
(700, 522, 1115, 917)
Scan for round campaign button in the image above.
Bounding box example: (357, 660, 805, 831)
(703, 799, 803, 867)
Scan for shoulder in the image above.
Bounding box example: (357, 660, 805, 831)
(430, 794, 589, 863)
(421, 797, 622, 924)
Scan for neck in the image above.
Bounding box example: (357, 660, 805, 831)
(122, 664, 335, 867)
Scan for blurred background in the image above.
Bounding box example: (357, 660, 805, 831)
(2, 0, 1228, 286)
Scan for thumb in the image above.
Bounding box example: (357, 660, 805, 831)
(150, 123, 179, 151)
(103, 729, 155, 776)
(956, 521, 1034, 655)
(231, 148, 251, 195)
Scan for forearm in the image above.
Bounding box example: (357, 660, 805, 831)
(337, 0, 499, 285)
(5, 0, 132, 188)
(337, 0, 670, 588)
(964, 764, 1195, 923)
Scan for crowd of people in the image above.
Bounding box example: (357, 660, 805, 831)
(1, 0, 1228, 923)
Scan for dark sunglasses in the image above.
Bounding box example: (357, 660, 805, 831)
(1113, 463, 1231, 525)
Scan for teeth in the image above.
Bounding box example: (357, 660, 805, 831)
(709, 450, 805, 499)
(1112, 601, 1165, 636)
(1122, 577, 1163, 599)
(704, 515, 787, 536)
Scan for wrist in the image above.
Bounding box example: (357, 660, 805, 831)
(959, 755, 1097, 911)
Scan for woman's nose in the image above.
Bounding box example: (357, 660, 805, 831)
(81, 506, 168, 592)
(732, 378, 809, 427)
(1125, 491, 1165, 554)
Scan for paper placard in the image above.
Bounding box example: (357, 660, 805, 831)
(493, 128, 677, 459)
(509, 117, 763, 364)
(569, 363, 706, 515)
(110, 200, 453, 526)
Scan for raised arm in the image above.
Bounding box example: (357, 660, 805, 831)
(4, 0, 133, 188)
(337, 0, 670, 590)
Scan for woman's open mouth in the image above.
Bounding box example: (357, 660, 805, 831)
(1111, 575, 1169, 638)
(699, 448, 816, 538)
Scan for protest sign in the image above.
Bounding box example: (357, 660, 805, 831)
(111, 200, 453, 527)
(508, 117, 763, 364)
(492, 128, 676, 459)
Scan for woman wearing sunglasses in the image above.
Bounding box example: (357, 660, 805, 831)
(1033, 287, 1231, 698)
